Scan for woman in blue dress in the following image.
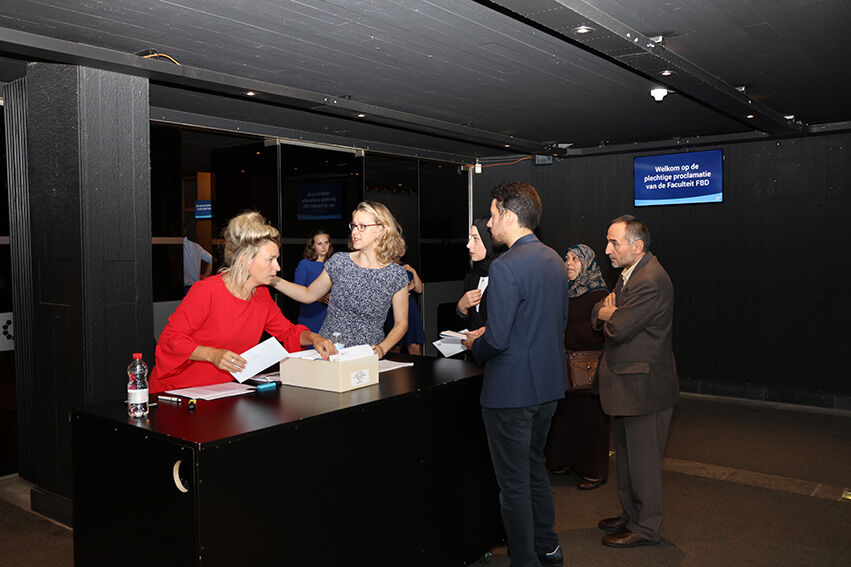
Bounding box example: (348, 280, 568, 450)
(293, 230, 334, 332)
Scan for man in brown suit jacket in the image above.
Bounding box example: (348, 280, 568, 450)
(591, 215, 679, 548)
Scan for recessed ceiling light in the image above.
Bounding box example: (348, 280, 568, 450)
(746, 114, 755, 119)
(573, 25, 594, 34)
(246, 91, 255, 96)
(356, 113, 366, 118)
(661, 70, 673, 76)
(650, 88, 668, 102)
(504, 144, 511, 148)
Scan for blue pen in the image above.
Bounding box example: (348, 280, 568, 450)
(255, 382, 277, 392)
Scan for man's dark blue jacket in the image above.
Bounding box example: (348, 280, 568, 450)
(472, 234, 570, 408)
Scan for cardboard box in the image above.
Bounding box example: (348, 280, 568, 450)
(279, 354, 379, 393)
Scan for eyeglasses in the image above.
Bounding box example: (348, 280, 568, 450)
(348, 223, 382, 232)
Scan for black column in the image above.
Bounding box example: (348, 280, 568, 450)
(4, 78, 36, 481)
(18, 63, 153, 519)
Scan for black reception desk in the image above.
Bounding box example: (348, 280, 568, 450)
(72, 355, 502, 566)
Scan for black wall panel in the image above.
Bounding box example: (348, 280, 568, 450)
(3, 79, 35, 478)
(474, 132, 851, 407)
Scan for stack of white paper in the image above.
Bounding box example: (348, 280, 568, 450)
(165, 382, 257, 400)
(433, 329, 469, 358)
(290, 344, 375, 362)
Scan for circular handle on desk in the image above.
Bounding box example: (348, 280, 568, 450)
(173, 459, 189, 493)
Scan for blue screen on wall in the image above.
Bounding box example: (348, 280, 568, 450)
(297, 182, 343, 220)
(634, 149, 723, 207)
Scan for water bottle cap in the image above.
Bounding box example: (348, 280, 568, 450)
(133, 352, 142, 359)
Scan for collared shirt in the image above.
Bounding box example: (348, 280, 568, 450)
(619, 254, 644, 287)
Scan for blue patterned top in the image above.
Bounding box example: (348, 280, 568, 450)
(319, 252, 409, 346)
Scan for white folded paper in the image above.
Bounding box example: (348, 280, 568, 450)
(476, 277, 489, 312)
(378, 360, 414, 373)
(439, 330, 468, 341)
(230, 337, 289, 382)
(434, 329, 469, 358)
(330, 344, 375, 362)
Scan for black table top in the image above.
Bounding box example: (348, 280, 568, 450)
(73, 355, 483, 448)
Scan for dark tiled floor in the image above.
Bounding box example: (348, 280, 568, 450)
(3, 393, 850, 567)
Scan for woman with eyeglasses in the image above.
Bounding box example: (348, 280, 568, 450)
(272, 202, 409, 358)
(293, 229, 334, 332)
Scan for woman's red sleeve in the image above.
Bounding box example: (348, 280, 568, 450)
(155, 285, 211, 376)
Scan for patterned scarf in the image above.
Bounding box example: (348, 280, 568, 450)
(565, 244, 608, 298)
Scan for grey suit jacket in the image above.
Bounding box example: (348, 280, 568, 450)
(591, 252, 679, 416)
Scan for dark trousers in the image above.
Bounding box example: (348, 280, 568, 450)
(613, 406, 673, 541)
(482, 402, 560, 567)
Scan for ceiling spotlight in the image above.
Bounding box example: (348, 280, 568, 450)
(746, 114, 755, 119)
(246, 91, 256, 96)
(356, 113, 366, 118)
(573, 25, 594, 34)
(661, 69, 673, 76)
(650, 88, 669, 102)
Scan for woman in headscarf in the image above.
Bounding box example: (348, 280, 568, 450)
(455, 217, 503, 331)
(545, 243, 611, 489)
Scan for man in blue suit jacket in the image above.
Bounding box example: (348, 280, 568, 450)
(463, 182, 570, 567)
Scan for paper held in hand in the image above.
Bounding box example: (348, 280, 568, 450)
(476, 276, 489, 312)
(434, 329, 469, 358)
(230, 337, 289, 382)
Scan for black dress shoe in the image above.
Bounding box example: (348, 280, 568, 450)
(602, 529, 659, 548)
(538, 544, 564, 565)
(598, 516, 628, 532)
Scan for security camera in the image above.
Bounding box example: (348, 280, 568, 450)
(650, 88, 668, 102)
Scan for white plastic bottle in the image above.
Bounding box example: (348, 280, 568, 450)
(332, 332, 345, 350)
(127, 352, 149, 418)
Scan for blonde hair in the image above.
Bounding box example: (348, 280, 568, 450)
(220, 211, 280, 286)
(303, 229, 334, 261)
(351, 201, 404, 265)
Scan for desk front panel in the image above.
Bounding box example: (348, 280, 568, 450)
(72, 357, 501, 566)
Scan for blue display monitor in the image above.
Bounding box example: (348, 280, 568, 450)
(297, 182, 343, 220)
(634, 149, 723, 207)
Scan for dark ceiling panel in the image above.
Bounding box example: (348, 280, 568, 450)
(1, 0, 847, 153)
(149, 84, 516, 162)
(585, 0, 851, 125)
